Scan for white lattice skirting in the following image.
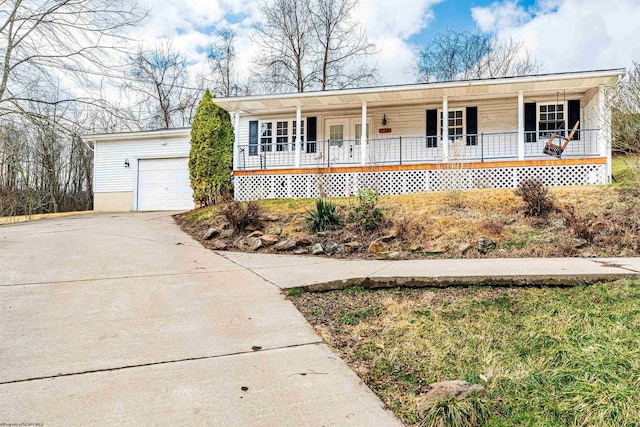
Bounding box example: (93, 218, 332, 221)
(234, 162, 606, 201)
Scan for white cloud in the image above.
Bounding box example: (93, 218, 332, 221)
(471, 1, 528, 33)
(472, 0, 640, 73)
(356, 0, 442, 84)
(373, 36, 420, 85)
(123, 0, 444, 88)
(358, 0, 441, 40)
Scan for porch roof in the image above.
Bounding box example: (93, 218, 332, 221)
(215, 69, 624, 115)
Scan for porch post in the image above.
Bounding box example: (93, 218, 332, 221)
(599, 85, 612, 183)
(233, 110, 240, 171)
(442, 96, 449, 162)
(295, 106, 302, 168)
(517, 91, 525, 160)
(361, 101, 367, 166)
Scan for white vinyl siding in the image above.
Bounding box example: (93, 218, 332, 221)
(238, 100, 519, 149)
(94, 132, 191, 193)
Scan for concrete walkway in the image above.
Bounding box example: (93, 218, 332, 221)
(220, 251, 640, 291)
(0, 213, 401, 426)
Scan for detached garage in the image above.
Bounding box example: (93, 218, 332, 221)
(86, 128, 195, 211)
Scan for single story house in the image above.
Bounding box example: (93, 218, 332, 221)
(87, 68, 624, 211)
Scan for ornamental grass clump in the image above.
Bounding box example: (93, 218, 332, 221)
(306, 199, 342, 232)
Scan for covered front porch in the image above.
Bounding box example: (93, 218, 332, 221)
(214, 69, 622, 201)
(235, 129, 602, 170)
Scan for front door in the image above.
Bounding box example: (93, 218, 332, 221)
(324, 118, 355, 164)
(324, 118, 371, 164)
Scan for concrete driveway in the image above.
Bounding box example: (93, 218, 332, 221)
(0, 213, 400, 426)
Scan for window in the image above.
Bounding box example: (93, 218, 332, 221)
(293, 119, 305, 150)
(354, 123, 370, 145)
(276, 121, 288, 151)
(538, 103, 565, 139)
(260, 122, 272, 152)
(329, 124, 344, 147)
(440, 110, 464, 141)
(257, 119, 306, 153)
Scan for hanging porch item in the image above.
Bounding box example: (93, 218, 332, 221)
(543, 120, 580, 158)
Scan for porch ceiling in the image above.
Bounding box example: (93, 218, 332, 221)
(215, 69, 624, 115)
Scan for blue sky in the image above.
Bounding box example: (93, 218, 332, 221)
(135, 0, 640, 86)
(408, 0, 537, 45)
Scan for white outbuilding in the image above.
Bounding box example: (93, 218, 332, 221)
(87, 128, 194, 211)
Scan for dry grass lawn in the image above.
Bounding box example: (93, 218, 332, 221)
(178, 184, 640, 259)
(288, 281, 640, 426)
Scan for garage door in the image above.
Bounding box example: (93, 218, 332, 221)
(137, 158, 193, 211)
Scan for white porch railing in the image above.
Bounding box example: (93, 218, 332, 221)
(236, 129, 601, 171)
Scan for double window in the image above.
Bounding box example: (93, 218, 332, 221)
(260, 119, 305, 152)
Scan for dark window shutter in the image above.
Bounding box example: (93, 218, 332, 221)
(525, 102, 536, 143)
(426, 109, 438, 148)
(249, 120, 258, 156)
(466, 106, 478, 146)
(306, 116, 317, 153)
(568, 100, 580, 140)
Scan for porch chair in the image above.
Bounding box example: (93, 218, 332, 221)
(543, 120, 580, 158)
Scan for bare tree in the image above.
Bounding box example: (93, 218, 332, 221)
(611, 62, 640, 154)
(481, 37, 541, 78)
(0, 1, 146, 216)
(416, 30, 540, 83)
(308, 0, 377, 90)
(0, 0, 146, 118)
(124, 42, 201, 129)
(207, 27, 248, 97)
(252, 0, 314, 93)
(0, 89, 95, 216)
(252, 0, 376, 93)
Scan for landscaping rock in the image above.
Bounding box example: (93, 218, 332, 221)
(387, 251, 401, 259)
(459, 243, 474, 255)
(478, 238, 497, 254)
(248, 230, 264, 238)
(266, 225, 282, 236)
(211, 239, 228, 250)
(417, 380, 487, 417)
(237, 237, 263, 252)
(332, 244, 345, 255)
(552, 218, 566, 228)
(573, 238, 589, 249)
(260, 234, 279, 246)
(324, 241, 338, 254)
(310, 243, 324, 255)
(220, 229, 234, 239)
(316, 231, 332, 238)
(344, 241, 361, 250)
(369, 241, 388, 254)
(375, 250, 401, 260)
(379, 229, 399, 242)
(293, 248, 307, 255)
(244, 224, 259, 232)
(423, 246, 446, 254)
(203, 227, 221, 240)
(274, 239, 297, 251)
(296, 236, 314, 246)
